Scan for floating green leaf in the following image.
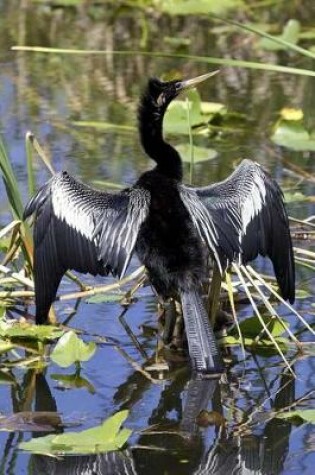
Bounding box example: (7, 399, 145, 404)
(51, 331, 96, 367)
(224, 335, 288, 349)
(283, 191, 309, 203)
(72, 121, 135, 133)
(200, 102, 227, 115)
(164, 91, 204, 135)
(260, 20, 301, 51)
(51, 372, 96, 393)
(271, 120, 315, 151)
(175, 143, 217, 163)
(0, 321, 64, 341)
(225, 311, 290, 355)
(164, 89, 225, 135)
(230, 314, 288, 339)
(280, 107, 303, 121)
(158, 0, 244, 15)
(276, 410, 315, 424)
(295, 289, 311, 299)
(86, 293, 123, 304)
(32, 0, 83, 5)
(19, 410, 132, 455)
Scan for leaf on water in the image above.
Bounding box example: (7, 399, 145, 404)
(0, 321, 64, 341)
(283, 191, 309, 203)
(276, 410, 315, 424)
(271, 119, 315, 151)
(164, 89, 225, 135)
(86, 293, 123, 304)
(294, 289, 311, 299)
(175, 144, 217, 163)
(230, 314, 289, 339)
(158, 0, 244, 15)
(33, 0, 84, 6)
(200, 102, 227, 115)
(51, 372, 96, 393)
(224, 335, 288, 351)
(72, 121, 135, 133)
(260, 19, 301, 51)
(164, 90, 203, 135)
(51, 331, 96, 368)
(280, 107, 304, 121)
(19, 410, 132, 455)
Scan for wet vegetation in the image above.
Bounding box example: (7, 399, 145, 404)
(0, 0, 315, 473)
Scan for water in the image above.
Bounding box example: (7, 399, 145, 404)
(0, 2, 315, 474)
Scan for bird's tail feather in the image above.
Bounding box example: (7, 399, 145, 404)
(180, 289, 222, 373)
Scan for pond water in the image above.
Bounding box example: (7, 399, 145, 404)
(0, 1, 315, 474)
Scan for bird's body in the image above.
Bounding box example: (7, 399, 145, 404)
(135, 169, 205, 297)
(24, 72, 295, 374)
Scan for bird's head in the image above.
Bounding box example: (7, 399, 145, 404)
(147, 70, 219, 111)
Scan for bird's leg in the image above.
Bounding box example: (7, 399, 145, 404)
(207, 261, 222, 328)
(161, 298, 178, 345)
(121, 272, 147, 306)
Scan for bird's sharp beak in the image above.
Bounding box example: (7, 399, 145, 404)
(176, 70, 220, 92)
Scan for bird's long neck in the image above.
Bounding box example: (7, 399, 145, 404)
(138, 94, 183, 181)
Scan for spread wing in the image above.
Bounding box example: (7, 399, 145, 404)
(24, 171, 149, 322)
(193, 159, 295, 303)
(179, 185, 240, 274)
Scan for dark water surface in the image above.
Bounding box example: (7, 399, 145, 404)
(0, 2, 315, 474)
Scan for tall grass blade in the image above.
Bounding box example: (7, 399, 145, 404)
(0, 136, 33, 267)
(247, 265, 315, 337)
(215, 17, 315, 60)
(240, 265, 299, 345)
(232, 263, 295, 376)
(25, 132, 36, 197)
(11, 47, 315, 77)
(0, 136, 25, 220)
(225, 270, 246, 361)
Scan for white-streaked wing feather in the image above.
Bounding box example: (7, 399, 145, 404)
(24, 171, 150, 320)
(179, 185, 238, 273)
(194, 159, 295, 302)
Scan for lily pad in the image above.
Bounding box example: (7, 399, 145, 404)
(51, 372, 96, 393)
(280, 107, 304, 121)
(86, 293, 123, 304)
(229, 314, 288, 339)
(19, 410, 132, 455)
(51, 331, 96, 368)
(271, 120, 315, 151)
(283, 191, 309, 203)
(164, 89, 225, 135)
(175, 143, 217, 163)
(158, 0, 244, 15)
(0, 321, 64, 341)
(260, 19, 300, 51)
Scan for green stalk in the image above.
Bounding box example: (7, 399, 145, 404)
(25, 132, 36, 197)
(11, 47, 315, 77)
(186, 97, 194, 185)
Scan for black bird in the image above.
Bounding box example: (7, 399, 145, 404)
(24, 71, 295, 374)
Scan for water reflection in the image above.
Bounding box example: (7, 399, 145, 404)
(0, 362, 296, 475)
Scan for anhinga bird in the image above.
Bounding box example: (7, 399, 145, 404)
(24, 71, 295, 374)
